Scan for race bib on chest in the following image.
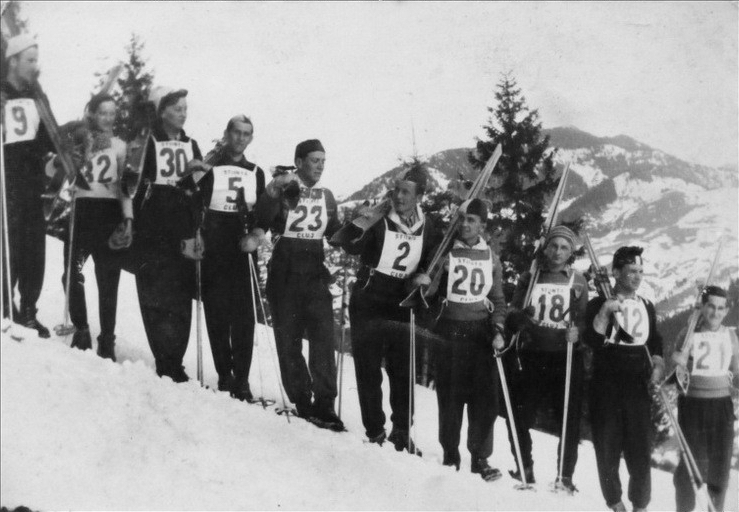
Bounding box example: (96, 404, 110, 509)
(209, 165, 258, 213)
(375, 223, 423, 278)
(690, 330, 732, 377)
(3, 98, 40, 144)
(80, 147, 119, 199)
(447, 249, 493, 304)
(607, 298, 650, 345)
(153, 140, 194, 186)
(531, 283, 571, 329)
(282, 187, 328, 239)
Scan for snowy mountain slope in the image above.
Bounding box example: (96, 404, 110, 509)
(2, 238, 737, 511)
(340, 126, 738, 318)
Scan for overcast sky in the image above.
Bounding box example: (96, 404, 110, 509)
(21, 1, 739, 197)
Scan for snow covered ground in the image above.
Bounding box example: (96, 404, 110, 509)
(2, 238, 737, 511)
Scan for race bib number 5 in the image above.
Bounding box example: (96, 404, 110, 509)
(283, 189, 328, 240)
(3, 98, 40, 144)
(154, 140, 194, 186)
(210, 165, 257, 212)
(691, 330, 731, 377)
(531, 283, 571, 329)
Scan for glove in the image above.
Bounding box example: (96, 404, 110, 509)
(565, 325, 579, 344)
(239, 229, 265, 253)
(650, 355, 665, 385)
(505, 306, 535, 334)
(411, 273, 432, 289)
(108, 219, 133, 250)
(492, 332, 505, 351)
(181, 231, 205, 260)
(671, 350, 689, 368)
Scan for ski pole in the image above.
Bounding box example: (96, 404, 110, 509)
(247, 252, 270, 408)
(0, 129, 14, 326)
(55, 185, 77, 337)
(557, 338, 574, 485)
(496, 352, 533, 489)
(658, 386, 715, 512)
(249, 253, 290, 423)
(409, 308, 417, 455)
(336, 259, 348, 419)
(194, 228, 204, 386)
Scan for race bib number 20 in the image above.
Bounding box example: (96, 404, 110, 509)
(3, 98, 40, 144)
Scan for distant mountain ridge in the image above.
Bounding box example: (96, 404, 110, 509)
(340, 126, 738, 318)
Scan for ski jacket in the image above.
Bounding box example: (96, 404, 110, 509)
(584, 294, 663, 380)
(675, 324, 739, 398)
(510, 268, 589, 352)
(434, 238, 506, 324)
(1, 80, 54, 177)
(255, 177, 341, 276)
(341, 205, 439, 303)
(132, 125, 203, 253)
(191, 151, 265, 257)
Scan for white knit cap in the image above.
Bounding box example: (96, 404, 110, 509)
(4, 33, 37, 59)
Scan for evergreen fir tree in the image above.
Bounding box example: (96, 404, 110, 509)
(469, 73, 573, 296)
(112, 33, 154, 142)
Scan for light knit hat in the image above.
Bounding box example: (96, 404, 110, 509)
(545, 225, 577, 250)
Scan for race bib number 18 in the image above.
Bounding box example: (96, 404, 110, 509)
(531, 283, 571, 329)
(154, 140, 194, 186)
(3, 98, 40, 144)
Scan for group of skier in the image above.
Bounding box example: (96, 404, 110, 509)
(2, 33, 738, 512)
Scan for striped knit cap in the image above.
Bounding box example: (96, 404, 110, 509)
(545, 225, 577, 250)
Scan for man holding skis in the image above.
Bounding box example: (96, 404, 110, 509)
(503, 225, 588, 491)
(1, 33, 53, 337)
(584, 246, 664, 512)
(255, 139, 343, 431)
(671, 285, 738, 512)
(333, 161, 438, 451)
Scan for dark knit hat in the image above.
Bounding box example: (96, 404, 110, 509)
(401, 165, 429, 195)
(545, 225, 577, 250)
(612, 246, 644, 269)
(460, 198, 488, 221)
(701, 285, 727, 304)
(295, 139, 325, 160)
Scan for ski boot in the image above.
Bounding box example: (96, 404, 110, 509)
(367, 430, 386, 446)
(471, 458, 502, 482)
(443, 449, 461, 471)
(20, 307, 50, 339)
(509, 464, 536, 484)
(309, 400, 345, 432)
(218, 373, 235, 393)
(71, 326, 92, 350)
(387, 426, 422, 456)
(608, 501, 627, 512)
(551, 476, 578, 495)
(97, 334, 116, 361)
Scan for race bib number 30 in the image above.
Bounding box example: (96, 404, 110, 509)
(608, 298, 650, 345)
(531, 283, 571, 329)
(447, 251, 493, 304)
(3, 98, 40, 144)
(210, 165, 257, 212)
(282, 188, 328, 240)
(690, 330, 731, 377)
(375, 229, 423, 279)
(154, 140, 194, 186)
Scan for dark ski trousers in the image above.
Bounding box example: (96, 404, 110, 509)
(1, 170, 45, 317)
(266, 269, 337, 408)
(61, 199, 122, 337)
(434, 318, 498, 462)
(503, 349, 583, 477)
(202, 250, 255, 387)
(674, 395, 735, 512)
(590, 373, 652, 509)
(349, 287, 412, 438)
(135, 247, 194, 378)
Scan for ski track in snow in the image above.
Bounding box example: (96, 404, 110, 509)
(1, 238, 738, 511)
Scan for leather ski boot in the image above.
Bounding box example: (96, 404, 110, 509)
(97, 334, 116, 361)
(71, 326, 92, 350)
